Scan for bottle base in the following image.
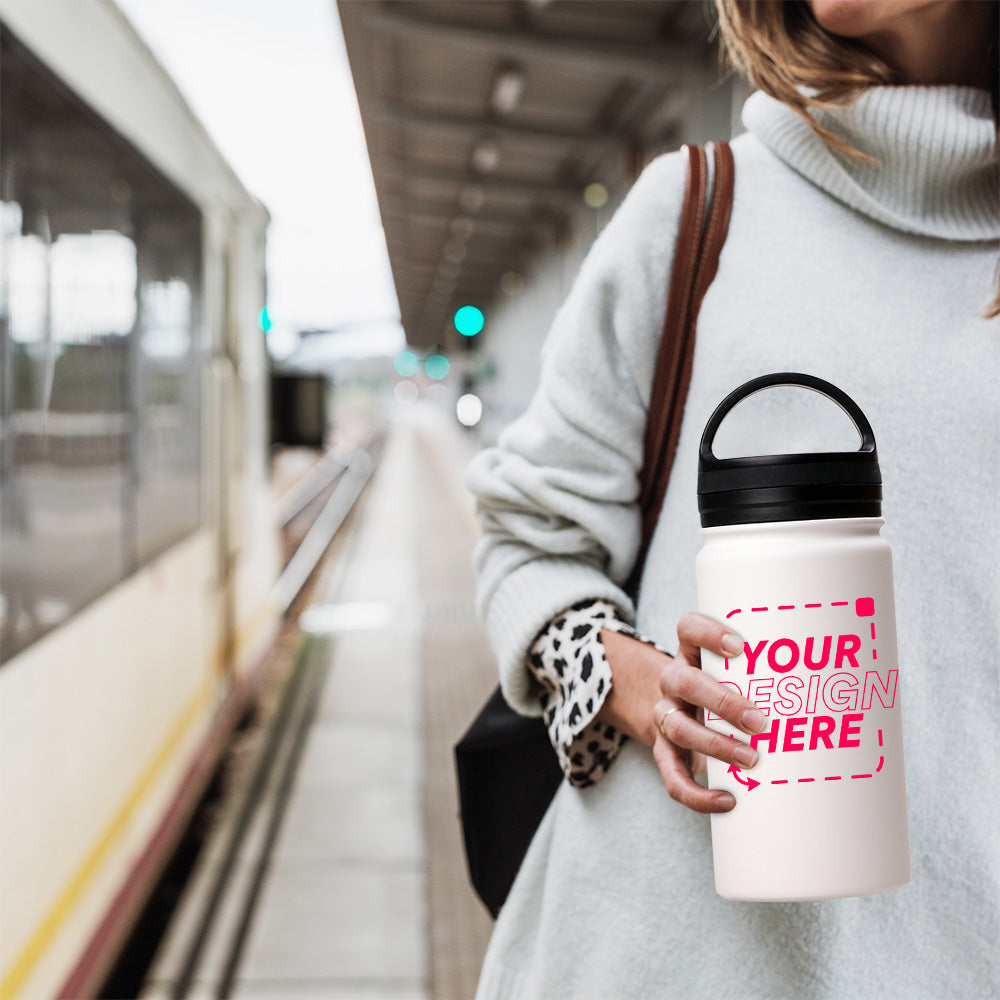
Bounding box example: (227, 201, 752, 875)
(716, 875, 910, 903)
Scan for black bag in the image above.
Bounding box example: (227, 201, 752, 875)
(454, 688, 562, 918)
(454, 143, 735, 918)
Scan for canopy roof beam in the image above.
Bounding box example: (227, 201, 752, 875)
(373, 4, 707, 81)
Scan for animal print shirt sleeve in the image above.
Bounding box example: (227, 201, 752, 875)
(527, 599, 668, 788)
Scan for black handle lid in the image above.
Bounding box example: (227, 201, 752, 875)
(697, 373, 882, 528)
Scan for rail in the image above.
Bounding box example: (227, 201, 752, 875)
(272, 436, 382, 614)
(134, 431, 385, 999)
(274, 448, 349, 528)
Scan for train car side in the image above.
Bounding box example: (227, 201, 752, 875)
(0, 2, 280, 997)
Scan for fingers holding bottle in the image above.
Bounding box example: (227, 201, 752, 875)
(652, 725, 737, 814)
(667, 613, 767, 737)
(655, 698, 760, 771)
(650, 613, 769, 814)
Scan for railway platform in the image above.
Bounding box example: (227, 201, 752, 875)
(139, 407, 496, 1000)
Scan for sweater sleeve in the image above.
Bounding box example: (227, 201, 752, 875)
(465, 151, 689, 715)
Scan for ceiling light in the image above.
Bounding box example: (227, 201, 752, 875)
(443, 238, 467, 263)
(491, 64, 524, 117)
(501, 271, 525, 296)
(584, 182, 609, 208)
(471, 136, 501, 175)
(460, 186, 485, 212)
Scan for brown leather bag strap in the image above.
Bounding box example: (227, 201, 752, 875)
(639, 145, 708, 538)
(630, 141, 734, 593)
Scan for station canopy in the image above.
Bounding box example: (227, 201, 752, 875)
(336, 0, 723, 349)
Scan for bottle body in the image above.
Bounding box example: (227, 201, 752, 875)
(696, 517, 910, 901)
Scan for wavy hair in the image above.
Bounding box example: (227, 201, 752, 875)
(714, 0, 1000, 317)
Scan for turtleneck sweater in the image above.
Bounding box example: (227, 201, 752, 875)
(745, 86, 998, 241)
(467, 86, 999, 1000)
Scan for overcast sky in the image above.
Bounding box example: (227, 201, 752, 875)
(115, 0, 404, 357)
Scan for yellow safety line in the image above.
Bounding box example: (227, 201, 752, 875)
(0, 600, 275, 1000)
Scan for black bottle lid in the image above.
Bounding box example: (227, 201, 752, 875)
(698, 373, 882, 528)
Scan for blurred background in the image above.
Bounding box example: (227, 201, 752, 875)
(0, 2, 747, 997)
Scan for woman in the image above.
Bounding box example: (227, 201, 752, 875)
(467, 1, 999, 997)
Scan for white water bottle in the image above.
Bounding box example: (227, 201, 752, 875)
(695, 373, 910, 901)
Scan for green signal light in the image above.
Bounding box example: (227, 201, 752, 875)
(258, 307, 273, 333)
(394, 351, 419, 377)
(453, 305, 485, 337)
(425, 354, 450, 380)
(583, 182, 608, 208)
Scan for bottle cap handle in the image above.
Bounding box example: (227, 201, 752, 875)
(699, 372, 877, 467)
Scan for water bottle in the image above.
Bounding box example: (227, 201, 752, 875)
(695, 373, 910, 901)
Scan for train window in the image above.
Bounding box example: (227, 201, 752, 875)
(0, 26, 204, 663)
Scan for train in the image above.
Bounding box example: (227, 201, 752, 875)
(0, 2, 283, 997)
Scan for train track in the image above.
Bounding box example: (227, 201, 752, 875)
(106, 432, 386, 1000)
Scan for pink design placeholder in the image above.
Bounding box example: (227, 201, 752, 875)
(710, 598, 894, 784)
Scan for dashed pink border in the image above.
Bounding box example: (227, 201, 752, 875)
(725, 599, 884, 786)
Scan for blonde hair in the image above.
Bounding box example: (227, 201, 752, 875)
(714, 0, 1000, 318)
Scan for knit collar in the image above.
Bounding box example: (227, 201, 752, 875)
(742, 86, 999, 241)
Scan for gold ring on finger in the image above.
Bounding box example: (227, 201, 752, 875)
(657, 706, 683, 738)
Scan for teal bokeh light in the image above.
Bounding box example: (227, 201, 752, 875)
(394, 351, 419, 377)
(258, 306, 272, 333)
(453, 305, 485, 337)
(425, 354, 450, 380)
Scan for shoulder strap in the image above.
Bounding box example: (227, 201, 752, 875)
(630, 142, 734, 591)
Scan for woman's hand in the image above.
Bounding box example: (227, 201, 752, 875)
(652, 613, 768, 814)
(599, 613, 768, 815)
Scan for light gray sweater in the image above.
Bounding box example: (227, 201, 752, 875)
(467, 86, 1000, 1000)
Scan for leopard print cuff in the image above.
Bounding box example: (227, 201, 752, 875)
(527, 599, 640, 787)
